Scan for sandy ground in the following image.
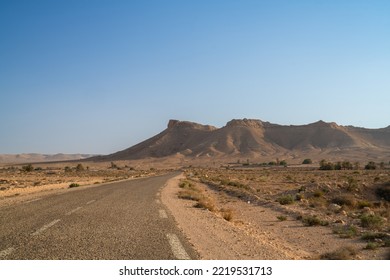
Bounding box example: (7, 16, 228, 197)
(161, 174, 387, 260)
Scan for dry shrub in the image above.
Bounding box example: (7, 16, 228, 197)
(194, 197, 216, 212)
(331, 195, 356, 207)
(277, 215, 287, 221)
(332, 225, 358, 238)
(376, 183, 390, 202)
(179, 180, 194, 189)
(177, 190, 202, 201)
(221, 208, 234, 221)
(277, 194, 295, 205)
(360, 214, 385, 230)
(302, 215, 329, 226)
(320, 246, 357, 260)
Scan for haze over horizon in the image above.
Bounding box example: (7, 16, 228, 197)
(1, 0, 389, 154)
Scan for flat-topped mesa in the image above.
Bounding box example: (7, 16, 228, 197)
(309, 120, 340, 129)
(167, 119, 180, 129)
(225, 118, 264, 129)
(167, 119, 216, 131)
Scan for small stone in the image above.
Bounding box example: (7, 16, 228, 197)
(329, 203, 342, 212)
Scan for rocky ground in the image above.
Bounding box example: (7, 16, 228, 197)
(162, 167, 390, 260)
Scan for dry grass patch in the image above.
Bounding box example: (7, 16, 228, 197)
(320, 246, 358, 260)
(220, 208, 234, 221)
(332, 225, 358, 238)
(178, 179, 216, 212)
(194, 197, 216, 212)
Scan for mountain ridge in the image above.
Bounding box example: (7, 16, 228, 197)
(93, 119, 390, 162)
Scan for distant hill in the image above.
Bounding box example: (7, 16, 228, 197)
(92, 119, 390, 162)
(0, 153, 95, 164)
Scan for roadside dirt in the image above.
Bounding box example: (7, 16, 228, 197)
(162, 174, 387, 259)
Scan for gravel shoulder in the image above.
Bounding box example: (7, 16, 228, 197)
(161, 174, 386, 260)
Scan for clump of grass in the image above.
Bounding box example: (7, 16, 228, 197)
(227, 181, 249, 189)
(361, 232, 388, 241)
(277, 194, 295, 205)
(320, 246, 357, 260)
(302, 215, 329, 226)
(69, 183, 80, 188)
(194, 197, 216, 212)
(313, 190, 324, 198)
(360, 214, 385, 230)
(179, 180, 194, 189)
(331, 195, 356, 207)
(361, 232, 390, 248)
(376, 183, 390, 202)
(357, 200, 373, 209)
(277, 215, 287, 221)
(177, 189, 202, 201)
(332, 225, 358, 238)
(365, 242, 380, 250)
(221, 208, 234, 221)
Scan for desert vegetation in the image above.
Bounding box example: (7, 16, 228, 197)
(181, 164, 390, 259)
(0, 162, 166, 199)
(177, 179, 235, 222)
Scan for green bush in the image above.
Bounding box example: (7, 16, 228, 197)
(277, 195, 295, 205)
(365, 242, 380, 250)
(360, 214, 385, 229)
(22, 164, 34, 172)
(277, 215, 287, 221)
(361, 232, 389, 242)
(332, 225, 358, 238)
(365, 161, 377, 170)
(376, 183, 390, 202)
(302, 215, 329, 226)
(319, 160, 334, 170)
(302, 159, 312, 164)
(69, 183, 80, 188)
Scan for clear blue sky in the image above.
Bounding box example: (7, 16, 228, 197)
(1, 0, 389, 154)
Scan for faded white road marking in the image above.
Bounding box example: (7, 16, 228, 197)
(155, 199, 161, 204)
(65, 206, 82, 216)
(31, 219, 61, 236)
(24, 198, 42, 204)
(159, 209, 168, 219)
(86, 200, 96, 205)
(0, 247, 15, 258)
(166, 233, 191, 260)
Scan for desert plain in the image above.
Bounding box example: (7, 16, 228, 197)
(1, 119, 389, 259)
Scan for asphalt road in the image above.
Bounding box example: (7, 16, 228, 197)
(0, 173, 198, 260)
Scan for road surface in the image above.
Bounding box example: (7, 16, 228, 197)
(0, 173, 198, 259)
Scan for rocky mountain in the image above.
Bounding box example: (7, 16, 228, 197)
(93, 119, 390, 162)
